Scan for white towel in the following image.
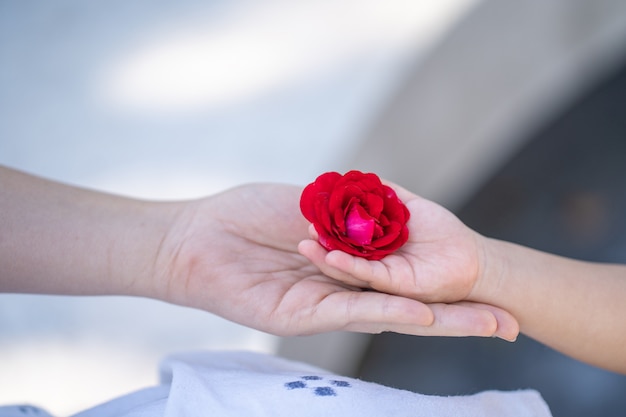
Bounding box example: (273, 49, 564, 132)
(72, 351, 552, 417)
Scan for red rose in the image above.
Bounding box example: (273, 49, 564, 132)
(300, 170, 410, 260)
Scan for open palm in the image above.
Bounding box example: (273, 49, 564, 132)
(158, 183, 514, 339)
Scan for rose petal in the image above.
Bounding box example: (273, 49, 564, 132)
(300, 171, 341, 222)
(314, 194, 333, 232)
(362, 192, 384, 218)
(320, 231, 364, 256)
(299, 184, 319, 223)
(373, 223, 384, 239)
(383, 197, 404, 220)
(345, 204, 375, 245)
(371, 222, 402, 247)
(348, 171, 381, 190)
(315, 171, 342, 190)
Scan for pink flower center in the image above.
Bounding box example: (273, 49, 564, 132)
(345, 203, 375, 245)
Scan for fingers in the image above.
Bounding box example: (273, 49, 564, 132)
(298, 224, 393, 290)
(299, 224, 413, 295)
(307, 243, 413, 298)
(298, 239, 372, 289)
(325, 249, 394, 288)
(312, 291, 517, 340)
(394, 302, 502, 338)
(310, 291, 434, 334)
(457, 302, 519, 342)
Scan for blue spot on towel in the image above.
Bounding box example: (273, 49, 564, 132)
(285, 380, 307, 390)
(314, 386, 336, 396)
(283, 376, 352, 397)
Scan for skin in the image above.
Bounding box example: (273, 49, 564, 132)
(299, 182, 626, 374)
(0, 166, 516, 339)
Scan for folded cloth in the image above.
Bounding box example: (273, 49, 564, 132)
(73, 351, 552, 417)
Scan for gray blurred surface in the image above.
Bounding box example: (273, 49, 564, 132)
(349, 0, 626, 209)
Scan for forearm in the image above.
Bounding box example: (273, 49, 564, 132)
(474, 237, 626, 373)
(0, 166, 180, 298)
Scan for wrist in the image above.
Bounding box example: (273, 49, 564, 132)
(113, 199, 188, 301)
(145, 196, 218, 307)
(468, 235, 508, 305)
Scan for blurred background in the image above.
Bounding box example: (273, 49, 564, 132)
(1, 1, 626, 416)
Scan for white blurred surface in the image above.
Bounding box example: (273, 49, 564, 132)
(0, 0, 475, 414)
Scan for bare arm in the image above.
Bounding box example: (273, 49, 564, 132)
(0, 165, 174, 297)
(475, 238, 626, 373)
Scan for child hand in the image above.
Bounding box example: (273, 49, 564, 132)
(298, 181, 518, 341)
